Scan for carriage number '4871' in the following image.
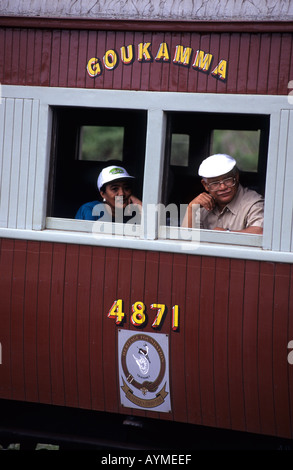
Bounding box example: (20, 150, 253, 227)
(108, 299, 179, 330)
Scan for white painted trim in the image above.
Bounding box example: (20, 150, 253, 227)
(0, 226, 292, 264)
(1, 85, 292, 262)
(2, 86, 289, 114)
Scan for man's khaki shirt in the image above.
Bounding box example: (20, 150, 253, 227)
(200, 184, 264, 231)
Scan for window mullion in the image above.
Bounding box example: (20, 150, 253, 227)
(141, 109, 166, 240)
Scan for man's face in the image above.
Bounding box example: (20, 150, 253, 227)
(201, 170, 239, 207)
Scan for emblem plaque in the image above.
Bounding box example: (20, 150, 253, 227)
(118, 330, 171, 412)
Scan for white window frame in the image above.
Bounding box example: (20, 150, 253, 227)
(1, 85, 292, 263)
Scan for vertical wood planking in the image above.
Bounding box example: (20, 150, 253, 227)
(50, 243, 66, 406)
(242, 260, 261, 434)
(0, 239, 14, 398)
(76, 245, 93, 408)
(228, 259, 246, 431)
(198, 256, 216, 427)
(0, 239, 293, 438)
(213, 257, 231, 429)
(36, 242, 53, 404)
(170, 253, 188, 422)
(184, 255, 202, 424)
(23, 241, 40, 403)
(258, 261, 276, 436)
(272, 264, 292, 438)
(102, 247, 120, 413)
(89, 247, 106, 410)
(0, 27, 293, 94)
(63, 244, 79, 407)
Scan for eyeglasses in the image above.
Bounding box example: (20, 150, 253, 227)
(207, 177, 236, 191)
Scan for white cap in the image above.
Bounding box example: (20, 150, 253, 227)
(97, 165, 134, 191)
(198, 154, 236, 178)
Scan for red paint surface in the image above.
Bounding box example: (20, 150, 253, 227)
(0, 239, 292, 439)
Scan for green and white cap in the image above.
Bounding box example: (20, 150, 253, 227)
(97, 165, 134, 191)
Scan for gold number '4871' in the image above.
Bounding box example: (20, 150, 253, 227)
(107, 299, 179, 330)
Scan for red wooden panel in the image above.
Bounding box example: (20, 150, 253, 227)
(112, 31, 125, 91)
(168, 31, 181, 93)
(216, 32, 230, 94)
(67, 30, 80, 88)
(256, 33, 271, 94)
(196, 33, 211, 93)
(156, 252, 173, 422)
(121, 31, 135, 90)
(278, 33, 293, 94)
(130, 251, 160, 418)
(176, 32, 191, 93)
(116, 248, 133, 355)
(26, 29, 36, 86)
(76, 30, 89, 89)
(1, 26, 293, 95)
(258, 261, 276, 436)
(130, 31, 143, 91)
(0, 28, 4, 83)
(102, 247, 120, 413)
(19, 29, 28, 86)
(49, 30, 62, 87)
(76, 245, 93, 408)
(228, 259, 246, 431)
(3, 28, 13, 84)
(58, 30, 71, 87)
(23, 241, 40, 403)
(149, 31, 164, 92)
(226, 33, 240, 94)
(246, 34, 261, 94)
(213, 257, 231, 429)
(185, 255, 202, 424)
(198, 256, 216, 427)
(171, 253, 188, 422)
(160, 31, 172, 92)
(242, 260, 261, 434)
(40, 30, 52, 86)
(102, 30, 116, 91)
(49, 243, 66, 405)
(89, 246, 106, 410)
(85, 30, 99, 90)
(207, 32, 220, 94)
(130, 250, 147, 330)
(0, 239, 14, 398)
(32, 27, 43, 86)
(10, 240, 27, 401)
(273, 263, 291, 438)
(36, 242, 53, 404)
(237, 33, 251, 94)
(267, 34, 282, 95)
(63, 244, 79, 407)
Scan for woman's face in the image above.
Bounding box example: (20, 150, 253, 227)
(100, 180, 132, 213)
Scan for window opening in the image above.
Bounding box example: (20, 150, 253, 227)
(48, 107, 147, 220)
(170, 134, 190, 167)
(79, 126, 124, 161)
(211, 129, 260, 172)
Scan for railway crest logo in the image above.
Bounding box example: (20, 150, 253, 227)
(118, 330, 171, 412)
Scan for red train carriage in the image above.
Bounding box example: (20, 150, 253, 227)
(0, 6, 293, 449)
